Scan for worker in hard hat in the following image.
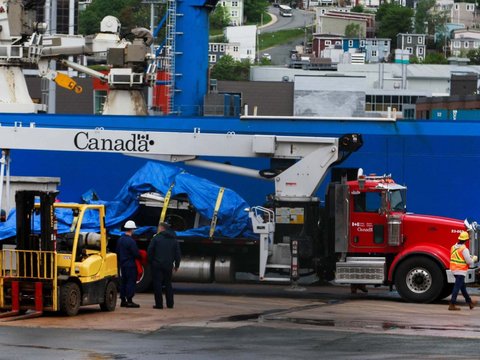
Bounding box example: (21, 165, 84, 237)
(449, 231, 478, 311)
(116, 220, 141, 308)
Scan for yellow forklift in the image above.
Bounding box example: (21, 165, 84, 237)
(0, 191, 118, 318)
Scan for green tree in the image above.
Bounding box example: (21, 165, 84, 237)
(376, 3, 414, 48)
(345, 23, 363, 37)
(259, 57, 272, 65)
(210, 5, 231, 29)
(210, 55, 251, 80)
(423, 52, 448, 64)
(409, 55, 420, 64)
(244, 0, 269, 23)
(467, 49, 480, 65)
(414, 0, 435, 33)
(350, 4, 365, 13)
(415, 0, 448, 37)
(78, 0, 150, 35)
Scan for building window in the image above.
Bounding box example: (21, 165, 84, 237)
(247, 49, 252, 55)
(418, 37, 423, 44)
(464, 42, 469, 48)
(233, 46, 239, 52)
(418, 47, 424, 55)
(372, 40, 377, 46)
(336, 41, 341, 45)
(467, 4, 474, 11)
(209, 54, 217, 63)
(325, 40, 331, 45)
(407, 36, 412, 44)
(406, 47, 413, 54)
(232, 1, 238, 6)
(360, 40, 366, 47)
(454, 41, 460, 48)
(94, 90, 107, 115)
(212, 44, 218, 52)
(371, 50, 377, 57)
(384, 40, 389, 46)
(231, 10, 238, 17)
(348, 40, 354, 47)
(219, 45, 225, 52)
(454, 4, 458, 9)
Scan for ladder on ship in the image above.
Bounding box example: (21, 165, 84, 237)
(164, 0, 177, 114)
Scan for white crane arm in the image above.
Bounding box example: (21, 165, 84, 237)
(0, 125, 362, 199)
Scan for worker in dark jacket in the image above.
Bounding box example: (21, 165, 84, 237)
(147, 222, 181, 309)
(116, 220, 141, 308)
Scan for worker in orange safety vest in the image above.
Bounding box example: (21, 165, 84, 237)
(449, 231, 478, 310)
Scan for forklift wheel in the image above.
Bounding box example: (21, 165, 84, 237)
(60, 282, 81, 316)
(100, 281, 117, 312)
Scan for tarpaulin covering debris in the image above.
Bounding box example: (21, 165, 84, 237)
(0, 161, 255, 240)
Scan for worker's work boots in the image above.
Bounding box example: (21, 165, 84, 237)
(350, 284, 368, 294)
(469, 300, 477, 310)
(448, 303, 461, 311)
(126, 301, 140, 308)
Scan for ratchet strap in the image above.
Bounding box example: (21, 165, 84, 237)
(159, 182, 175, 224)
(70, 213, 79, 232)
(209, 187, 225, 238)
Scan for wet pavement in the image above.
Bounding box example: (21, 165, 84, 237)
(1, 282, 480, 336)
(1, 283, 480, 358)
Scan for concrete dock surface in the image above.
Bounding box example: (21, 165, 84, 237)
(1, 282, 480, 339)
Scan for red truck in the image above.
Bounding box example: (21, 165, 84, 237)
(327, 171, 477, 303)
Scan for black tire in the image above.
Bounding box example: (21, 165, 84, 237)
(60, 282, 81, 316)
(135, 262, 152, 293)
(437, 283, 454, 301)
(100, 281, 117, 312)
(394, 256, 444, 303)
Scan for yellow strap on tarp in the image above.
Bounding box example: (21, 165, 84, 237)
(70, 214, 79, 232)
(159, 183, 175, 224)
(209, 187, 225, 238)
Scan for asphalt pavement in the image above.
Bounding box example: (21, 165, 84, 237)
(1, 283, 480, 359)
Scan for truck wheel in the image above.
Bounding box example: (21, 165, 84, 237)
(136, 263, 152, 293)
(100, 281, 117, 312)
(437, 283, 454, 301)
(394, 257, 444, 303)
(60, 282, 81, 316)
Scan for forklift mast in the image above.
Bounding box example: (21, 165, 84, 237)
(15, 191, 58, 252)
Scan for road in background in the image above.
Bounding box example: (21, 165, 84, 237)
(259, 8, 315, 65)
(262, 7, 315, 33)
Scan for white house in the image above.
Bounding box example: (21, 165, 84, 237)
(453, 28, 480, 40)
(218, 0, 244, 26)
(208, 42, 241, 64)
(225, 25, 257, 63)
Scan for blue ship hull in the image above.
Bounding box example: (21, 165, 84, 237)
(2, 113, 479, 220)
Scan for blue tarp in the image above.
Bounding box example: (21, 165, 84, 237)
(0, 161, 255, 240)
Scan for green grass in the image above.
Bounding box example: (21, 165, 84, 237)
(258, 28, 306, 51)
(210, 28, 224, 37)
(245, 13, 272, 26)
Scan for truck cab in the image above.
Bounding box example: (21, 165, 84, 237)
(332, 172, 478, 303)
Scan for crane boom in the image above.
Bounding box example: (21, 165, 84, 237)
(0, 125, 362, 199)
